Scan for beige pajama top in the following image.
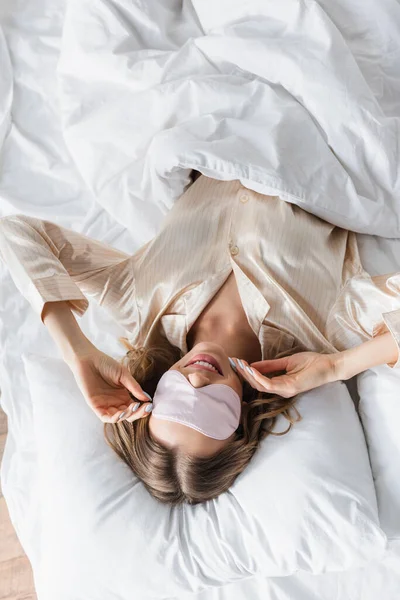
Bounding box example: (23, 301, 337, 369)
(0, 174, 400, 369)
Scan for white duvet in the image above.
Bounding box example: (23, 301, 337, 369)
(57, 0, 400, 243)
(1, 0, 400, 598)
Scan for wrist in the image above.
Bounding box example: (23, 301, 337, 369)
(331, 350, 355, 381)
(330, 331, 400, 380)
(63, 336, 97, 368)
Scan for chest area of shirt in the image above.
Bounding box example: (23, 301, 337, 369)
(143, 258, 296, 361)
(185, 270, 264, 362)
(133, 177, 342, 355)
(186, 271, 257, 337)
(196, 271, 243, 315)
(134, 179, 345, 313)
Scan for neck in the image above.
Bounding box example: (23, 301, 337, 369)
(186, 318, 262, 363)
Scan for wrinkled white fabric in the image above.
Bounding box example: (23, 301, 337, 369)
(1, 0, 400, 599)
(57, 0, 400, 242)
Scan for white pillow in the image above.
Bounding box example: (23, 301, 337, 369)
(357, 365, 400, 539)
(22, 352, 386, 599)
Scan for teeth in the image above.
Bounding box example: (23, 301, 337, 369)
(192, 360, 218, 372)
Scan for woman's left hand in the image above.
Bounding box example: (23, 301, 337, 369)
(68, 347, 152, 423)
(231, 351, 339, 398)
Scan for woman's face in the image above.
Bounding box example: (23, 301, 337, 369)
(148, 342, 245, 457)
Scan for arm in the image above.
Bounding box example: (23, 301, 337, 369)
(0, 214, 137, 331)
(332, 331, 400, 381)
(245, 330, 400, 399)
(42, 300, 152, 423)
(41, 300, 96, 366)
(0, 216, 151, 422)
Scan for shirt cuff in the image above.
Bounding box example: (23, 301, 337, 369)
(372, 309, 400, 369)
(27, 274, 90, 324)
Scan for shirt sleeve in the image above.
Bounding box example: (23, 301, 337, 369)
(372, 309, 400, 369)
(0, 214, 137, 331)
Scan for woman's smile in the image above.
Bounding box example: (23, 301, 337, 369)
(185, 353, 223, 375)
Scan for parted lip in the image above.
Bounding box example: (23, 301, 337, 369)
(185, 353, 223, 376)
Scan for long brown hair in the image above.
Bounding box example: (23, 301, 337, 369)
(103, 336, 301, 506)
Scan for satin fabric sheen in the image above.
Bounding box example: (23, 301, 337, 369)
(152, 370, 242, 440)
(0, 174, 400, 368)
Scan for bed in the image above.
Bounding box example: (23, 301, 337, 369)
(1, 1, 400, 598)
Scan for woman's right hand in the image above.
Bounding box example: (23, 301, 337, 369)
(68, 346, 153, 423)
(231, 351, 339, 398)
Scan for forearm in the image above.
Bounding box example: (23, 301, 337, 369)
(333, 332, 399, 380)
(42, 301, 95, 365)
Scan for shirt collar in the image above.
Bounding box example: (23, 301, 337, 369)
(160, 262, 271, 358)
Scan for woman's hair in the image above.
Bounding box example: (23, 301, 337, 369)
(103, 336, 302, 506)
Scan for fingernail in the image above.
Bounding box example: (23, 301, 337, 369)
(145, 404, 153, 413)
(237, 359, 245, 369)
(131, 403, 140, 413)
(246, 366, 254, 375)
(118, 411, 126, 421)
(143, 392, 153, 401)
(228, 357, 237, 370)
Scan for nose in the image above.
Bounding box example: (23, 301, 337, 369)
(187, 372, 214, 388)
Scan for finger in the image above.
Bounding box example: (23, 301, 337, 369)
(96, 404, 131, 424)
(119, 368, 152, 402)
(255, 374, 296, 397)
(115, 400, 152, 423)
(232, 358, 267, 392)
(96, 402, 153, 424)
(250, 357, 289, 374)
(124, 401, 153, 423)
(234, 359, 296, 398)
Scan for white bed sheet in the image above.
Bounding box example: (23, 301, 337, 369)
(0, 1, 400, 599)
(56, 0, 400, 239)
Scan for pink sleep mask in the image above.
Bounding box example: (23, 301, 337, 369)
(151, 370, 242, 440)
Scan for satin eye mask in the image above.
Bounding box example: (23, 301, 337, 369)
(151, 370, 242, 440)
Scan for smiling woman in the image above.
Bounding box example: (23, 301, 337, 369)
(1, 174, 400, 507)
(148, 346, 244, 456)
(103, 337, 301, 505)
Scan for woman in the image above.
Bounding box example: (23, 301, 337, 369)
(0, 172, 399, 505)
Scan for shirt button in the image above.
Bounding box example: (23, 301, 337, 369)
(240, 194, 249, 203)
(230, 245, 239, 256)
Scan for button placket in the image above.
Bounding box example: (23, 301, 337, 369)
(228, 191, 246, 257)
